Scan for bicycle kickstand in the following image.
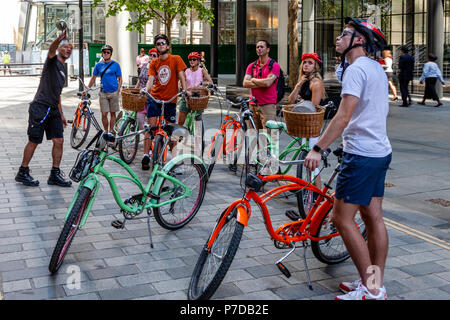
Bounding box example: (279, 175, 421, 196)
(302, 241, 313, 290)
(146, 209, 154, 249)
(275, 242, 296, 278)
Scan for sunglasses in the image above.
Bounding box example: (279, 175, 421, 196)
(102, 51, 112, 54)
(338, 30, 355, 38)
(150, 54, 158, 58)
(156, 41, 167, 46)
(189, 58, 198, 61)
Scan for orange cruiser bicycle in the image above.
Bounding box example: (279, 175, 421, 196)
(188, 147, 366, 300)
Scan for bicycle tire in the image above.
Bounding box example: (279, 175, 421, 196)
(205, 133, 224, 179)
(118, 118, 140, 164)
(49, 187, 92, 274)
(152, 134, 166, 166)
(70, 111, 91, 149)
(311, 207, 367, 264)
(153, 159, 207, 230)
(296, 150, 314, 219)
(188, 208, 244, 300)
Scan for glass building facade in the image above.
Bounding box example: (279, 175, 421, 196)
(22, 0, 448, 79)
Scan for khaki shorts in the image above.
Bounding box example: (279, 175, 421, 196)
(249, 104, 276, 130)
(99, 90, 120, 113)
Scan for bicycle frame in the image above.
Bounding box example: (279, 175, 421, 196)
(64, 151, 202, 227)
(207, 173, 337, 250)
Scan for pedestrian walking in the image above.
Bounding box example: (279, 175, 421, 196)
(136, 47, 149, 76)
(418, 53, 445, 107)
(15, 30, 73, 187)
(135, 48, 158, 130)
(2, 51, 11, 75)
(141, 34, 189, 170)
(382, 49, 398, 101)
(243, 40, 280, 130)
(86, 44, 123, 133)
(398, 46, 414, 107)
(305, 17, 392, 300)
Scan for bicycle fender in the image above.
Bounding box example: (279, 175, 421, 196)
(309, 200, 334, 234)
(236, 205, 249, 227)
(64, 174, 99, 225)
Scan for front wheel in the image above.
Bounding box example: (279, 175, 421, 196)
(118, 118, 140, 164)
(311, 207, 366, 264)
(70, 110, 91, 149)
(296, 150, 314, 219)
(153, 158, 207, 230)
(188, 207, 244, 300)
(49, 187, 92, 274)
(152, 134, 167, 166)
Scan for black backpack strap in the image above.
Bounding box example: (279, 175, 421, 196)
(100, 60, 115, 80)
(251, 60, 258, 78)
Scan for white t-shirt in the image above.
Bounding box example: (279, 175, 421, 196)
(384, 57, 393, 72)
(340, 56, 392, 157)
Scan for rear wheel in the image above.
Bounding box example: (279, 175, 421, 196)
(49, 187, 92, 274)
(118, 118, 139, 164)
(296, 150, 314, 219)
(311, 207, 366, 264)
(70, 111, 91, 149)
(188, 207, 244, 300)
(153, 158, 207, 230)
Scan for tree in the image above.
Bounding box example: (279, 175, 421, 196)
(93, 0, 214, 45)
(288, 0, 299, 89)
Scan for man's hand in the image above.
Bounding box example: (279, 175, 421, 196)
(61, 113, 67, 128)
(304, 150, 321, 171)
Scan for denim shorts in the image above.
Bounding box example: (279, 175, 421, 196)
(335, 152, 392, 206)
(146, 97, 177, 123)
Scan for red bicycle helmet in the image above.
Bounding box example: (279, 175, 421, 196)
(149, 48, 158, 55)
(188, 52, 202, 60)
(301, 53, 322, 67)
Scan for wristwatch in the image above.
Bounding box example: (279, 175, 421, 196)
(313, 144, 326, 156)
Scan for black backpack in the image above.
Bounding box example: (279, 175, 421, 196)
(251, 58, 285, 103)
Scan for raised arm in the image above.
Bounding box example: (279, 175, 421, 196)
(48, 29, 68, 59)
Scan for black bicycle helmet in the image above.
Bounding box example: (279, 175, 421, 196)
(101, 44, 113, 53)
(154, 34, 169, 45)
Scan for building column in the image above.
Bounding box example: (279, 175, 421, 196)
(210, 0, 219, 79)
(277, 1, 288, 72)
(236, 0, 246, 86)
(105, 0, 139, 84)
(302, 0, 314, 54)
(427, 0, 444, 97)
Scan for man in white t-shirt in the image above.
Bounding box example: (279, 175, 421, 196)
(305, 17, 392, 300)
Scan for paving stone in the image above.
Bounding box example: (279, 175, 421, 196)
(98, 284, 157, 300)
(399, 261, 448, 276)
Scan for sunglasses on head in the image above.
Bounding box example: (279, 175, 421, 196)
(156, 41, 167, 46)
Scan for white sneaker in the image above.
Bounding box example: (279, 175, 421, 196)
(339, 279, 362, 293)
(335, 283, 387, 300)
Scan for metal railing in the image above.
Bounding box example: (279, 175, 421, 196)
(0, 63, 44, 77)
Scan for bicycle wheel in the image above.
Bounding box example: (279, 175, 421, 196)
(153, 158, 207, 230)
(49, 187, 92, 274)
(70, 111, 91, 149)
(311, 207, 366, 264)
(118, 118, 140, 164)
(205, 133, 224, 179)
(296, 150, 314, 219)
(188, 207, 244, 300)
(152, 134, 166, 166)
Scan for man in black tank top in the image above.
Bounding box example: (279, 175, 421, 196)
(15, 29, 73, 187)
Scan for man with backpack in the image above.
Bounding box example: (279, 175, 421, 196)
(243, 40, 282, 130)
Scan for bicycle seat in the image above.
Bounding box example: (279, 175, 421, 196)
(265, 120, 287, 131)
(163, 124, 189, 141)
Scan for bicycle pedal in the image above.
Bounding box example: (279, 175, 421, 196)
(111, 219, 125, 229)
(285, 210, 300, 221)
(276, 262, 291, 278)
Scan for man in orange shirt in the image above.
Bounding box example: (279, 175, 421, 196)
(142, 34, 189, 170)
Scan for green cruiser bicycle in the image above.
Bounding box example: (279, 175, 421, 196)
(49, 124, 208, 274)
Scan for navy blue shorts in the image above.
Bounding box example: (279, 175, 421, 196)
(335, 152, 392, 206)
(146, 97, 176, 123)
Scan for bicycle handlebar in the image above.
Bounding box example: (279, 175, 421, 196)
(140, 89, 185, 104)
(278, 147, 332, 167)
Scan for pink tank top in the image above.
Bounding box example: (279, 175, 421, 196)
(185, 68, 203, 89)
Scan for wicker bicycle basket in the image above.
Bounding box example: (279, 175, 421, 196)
(282, 104, 325, 138)
(186, 87, 210, 111)
(121, 88, 146, 112)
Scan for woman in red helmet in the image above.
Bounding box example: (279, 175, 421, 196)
(177, 52, 213, 126)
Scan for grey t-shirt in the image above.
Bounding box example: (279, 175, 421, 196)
(340, 56, 392, 157)
(31, 55, 66, 108)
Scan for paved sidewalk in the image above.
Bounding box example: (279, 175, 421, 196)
(0, 77, 449, 300)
